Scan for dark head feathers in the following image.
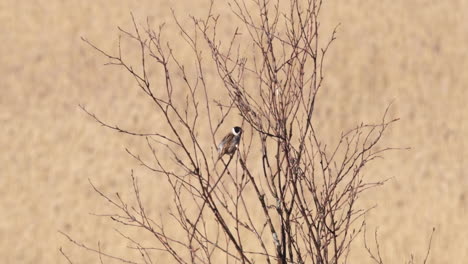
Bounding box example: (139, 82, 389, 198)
(232, 126, 242, 135)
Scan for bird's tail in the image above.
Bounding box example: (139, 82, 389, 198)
(214, 155, 222, 166)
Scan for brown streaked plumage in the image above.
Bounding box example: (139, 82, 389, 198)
(217, 126, 242, 160)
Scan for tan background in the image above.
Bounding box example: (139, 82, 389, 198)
(2, 0, 467, 263)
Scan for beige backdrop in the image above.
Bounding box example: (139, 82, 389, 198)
(2, 0, 467, 263)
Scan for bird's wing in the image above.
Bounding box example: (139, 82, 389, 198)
(218, 134, 233, 154)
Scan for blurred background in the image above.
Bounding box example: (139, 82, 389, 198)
(2, 0, 466, 263)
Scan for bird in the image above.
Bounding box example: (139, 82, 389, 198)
(217, 126, 242, 162)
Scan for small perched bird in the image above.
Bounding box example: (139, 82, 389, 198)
(217, 126, 242, 161)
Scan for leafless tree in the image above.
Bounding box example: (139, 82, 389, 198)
(61, 0, 433, 263)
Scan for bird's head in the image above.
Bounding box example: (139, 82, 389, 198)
(232, 126, 242, 136)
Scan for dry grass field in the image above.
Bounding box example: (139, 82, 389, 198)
(2, 0, 467, 263)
